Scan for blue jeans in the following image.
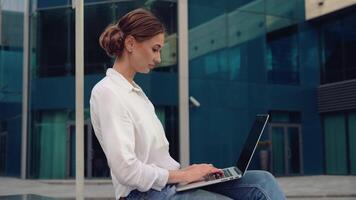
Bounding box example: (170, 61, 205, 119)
(126, 170, 286, 200)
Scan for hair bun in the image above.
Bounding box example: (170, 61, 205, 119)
(99, 24, 125, 57)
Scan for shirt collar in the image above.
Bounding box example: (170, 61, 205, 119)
(106, 68, 142, 93)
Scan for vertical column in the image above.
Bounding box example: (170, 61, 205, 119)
(74, 0, 84, 199)
(178, 0, 190, 167)
(21, 0, 30, 179)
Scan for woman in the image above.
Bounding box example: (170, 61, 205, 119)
(90, 8, 286, 200)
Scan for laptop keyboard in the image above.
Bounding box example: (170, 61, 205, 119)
(204, 169, 233, 181)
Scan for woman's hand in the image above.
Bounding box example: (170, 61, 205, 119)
(168, 164, 222, 184)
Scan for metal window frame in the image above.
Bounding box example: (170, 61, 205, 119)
(21, 0, 30, 179)
(178, 0, 189, 167)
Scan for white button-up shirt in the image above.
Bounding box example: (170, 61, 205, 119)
(90, 68, 180, 198)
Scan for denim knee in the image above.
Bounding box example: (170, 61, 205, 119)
(245, 170, 285, 200)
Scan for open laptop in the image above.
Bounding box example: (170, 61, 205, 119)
(176, 114, 269, 192)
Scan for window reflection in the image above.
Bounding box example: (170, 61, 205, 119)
(37, 8, 75, 77)
(267, 25, 299, 85)
(0, 0, 24, 177)
(320, 10, 356, 84)
(28, 0, 179, 179)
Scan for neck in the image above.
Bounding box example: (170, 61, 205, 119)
(112, 55, 136, 84)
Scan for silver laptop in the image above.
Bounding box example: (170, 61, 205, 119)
(176, 114, 269, 192)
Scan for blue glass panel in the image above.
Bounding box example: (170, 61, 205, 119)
(319, 8, 356, 84)
(84, 3, 114, 74)
(37, 0, 71, 9)
(36, 8, 75, 77)
(267, 25, 299, 85)
(342, 13, 356, 79)
(227, 0, 265, 13)
(266, 0, 301, 20)
(85, 0, 110, 3)
(0, 2, 23, 177)
(320, 19, 343, 83)
(189, 9, 265, 82)
(188, 0, 225, 28)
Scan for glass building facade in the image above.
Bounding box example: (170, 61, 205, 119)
(187, 0, 322, 175)
(316, 6, 356, 175)
(0, 0, 355, 179)
(27, 0, 178, 179)
(0, 0, 24, 177)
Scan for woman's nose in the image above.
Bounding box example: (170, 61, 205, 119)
(154, 54, 161, 65)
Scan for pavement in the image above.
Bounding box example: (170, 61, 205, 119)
(0, 175, 356, 199)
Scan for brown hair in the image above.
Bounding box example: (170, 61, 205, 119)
(99, 8, 165, 58)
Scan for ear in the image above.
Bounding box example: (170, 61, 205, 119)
(124, 35, 135, 53)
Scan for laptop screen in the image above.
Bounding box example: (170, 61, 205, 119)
(236, 114, 269, 174)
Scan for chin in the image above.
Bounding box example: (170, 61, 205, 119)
(140, 69, 151, 74)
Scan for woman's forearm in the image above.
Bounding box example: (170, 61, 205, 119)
(167, 164, 221, 184)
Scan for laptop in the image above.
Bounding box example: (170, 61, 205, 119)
(176, 114, 269, 192)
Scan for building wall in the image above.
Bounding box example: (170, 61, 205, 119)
(1, 0, 356, 178)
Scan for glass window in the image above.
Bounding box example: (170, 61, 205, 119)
(188, 1, 267, 167)
(84, 3, 114, 74)
(28, 2, 76, 178)
(323, 113, 347, 174)
(36, 8, 75, 77)
(320, 8, 356, 84)
(0, 121, 7, 175)
(348, 112, 356, 175)
(269, 111, 301, 123)
(228, 0, 264, 13)
(188, 0, 225, 29)
(0, 1, 23, 177)
(267, 25, 299, 85)
(156, 106, 179, 160)
(343, 14, 356, 79)
(27, 0, 179, 179)
(320, 20, 343, 83)
(28, 110, 68, 178)
(37, 0, 72, 9)
(265, 0, 302, 20)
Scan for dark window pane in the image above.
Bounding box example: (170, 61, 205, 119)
(267, 25, 300, 85)
(84, 3, 114, 74)
(269, 111, 301, 123)
(37, 8, 74, 77)
(343, 14, 356, 79)
(321, 20, 343, 83)
(37, 0, 71, 9)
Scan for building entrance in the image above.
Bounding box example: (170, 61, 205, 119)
(269, 123, 303, 176)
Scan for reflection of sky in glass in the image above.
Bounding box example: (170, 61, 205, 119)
(189, 9, 265, 61)
(0, 0, 24, 12)
(0, 0, 24, 101)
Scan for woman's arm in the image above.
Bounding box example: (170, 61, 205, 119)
(168, 164, 222, 184)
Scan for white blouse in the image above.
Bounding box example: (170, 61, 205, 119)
(90, 68, 180, 198)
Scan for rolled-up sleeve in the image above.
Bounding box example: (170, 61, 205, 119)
(90, 86, 169, 192)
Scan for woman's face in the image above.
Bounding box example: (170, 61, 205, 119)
(129, 33, 164, 74)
